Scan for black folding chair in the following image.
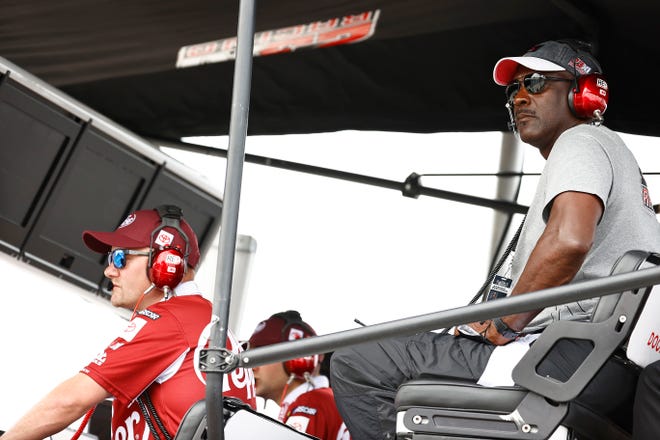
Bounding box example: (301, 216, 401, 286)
(395, 250, 660, 440)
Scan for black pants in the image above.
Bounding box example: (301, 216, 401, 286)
(633, 360, 660, 440)
(330, 333, 638, 440)
(330, 333, 494, 440)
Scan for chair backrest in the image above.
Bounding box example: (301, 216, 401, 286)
(173, 400, 207, 440)
(393, 250, 659, 440)
(590, 250, 655, 323)
(513, 250, 659, 403)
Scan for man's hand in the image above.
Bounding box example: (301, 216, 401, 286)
(455, 320, 517, 346)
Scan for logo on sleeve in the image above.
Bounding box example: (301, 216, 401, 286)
(642, 183, 654, 212)
(292, 406, 318, 416)
(92, 351, 107, 366)
(286, 416, 310, 433)
(139, 309, 161, 320)
(120, 318, 148, 342)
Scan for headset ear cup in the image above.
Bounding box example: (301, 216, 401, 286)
(569, 74, 609, 119)
(148, 247, 186, 290)
(284, 354, 319, 378)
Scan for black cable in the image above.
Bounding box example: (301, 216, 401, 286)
(137, 393, 173, 440)
(476, 217, 526, 304)
(486, 167, 524, 274)
(144, 393, 173, 440)
(438, 216, 525, 335)
(137, 397, 162, 440)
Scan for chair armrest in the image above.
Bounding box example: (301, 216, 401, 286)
(513, 286, 647, 402)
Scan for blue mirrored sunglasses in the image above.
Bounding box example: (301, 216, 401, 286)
(107, 248, 150, 269)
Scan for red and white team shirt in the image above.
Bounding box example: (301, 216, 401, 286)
(81, 282, 256, 440)
(279, 376, 351, 440)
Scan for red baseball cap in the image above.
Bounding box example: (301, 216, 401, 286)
(248, 310, 316, 349)
(82, 207, 201, 268)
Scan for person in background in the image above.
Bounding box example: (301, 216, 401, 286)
(330, 39, 660, 439)
(1, 206, 255, 440)
(248, 310, 351, 440)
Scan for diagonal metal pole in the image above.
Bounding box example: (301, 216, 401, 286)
(205, 1, 256, 439)
(236, 264, 660, 368)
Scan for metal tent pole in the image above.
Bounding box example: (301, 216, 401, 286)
(152, 138, 529, 215)
(489, 132, 524, 265)
(205, 1, 256, 439)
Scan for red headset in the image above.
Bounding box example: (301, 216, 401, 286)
(276, 311, 320, 378)
(569, 73, 609, 119)
(147, 205, 189, 291)
(561, 39, 609, 120)
(505, 40, 610, 131)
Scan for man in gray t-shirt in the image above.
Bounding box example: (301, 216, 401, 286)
(330, 40, 660, 440)
(520, 123, 660, 332)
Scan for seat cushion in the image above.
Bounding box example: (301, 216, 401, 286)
(395, 378, 633, 440)
(395, 378, 527, 413)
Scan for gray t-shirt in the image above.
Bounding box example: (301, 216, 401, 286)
(511, 124, 660, 332)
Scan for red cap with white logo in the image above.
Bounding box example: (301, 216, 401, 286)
(82, 208, 201, 268)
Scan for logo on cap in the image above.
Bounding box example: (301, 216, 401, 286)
(288, 327, 305, 341)
(119, 213, 137, 229)
(253, 321, 267, 334)
(569, 57, 592, 76)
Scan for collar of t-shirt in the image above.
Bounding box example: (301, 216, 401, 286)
(170, 281, 203, 298)
(281, 374, 330, 406)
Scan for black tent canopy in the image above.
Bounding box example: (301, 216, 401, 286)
(3, 2, 660, 438)
(3, 0, 659, 140)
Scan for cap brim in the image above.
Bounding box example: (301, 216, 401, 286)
(82, 230, 149, 253)
(493, 56, 565, 85)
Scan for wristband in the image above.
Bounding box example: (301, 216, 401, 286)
(492, 317, 521, 339)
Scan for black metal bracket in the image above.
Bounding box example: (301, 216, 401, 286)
(198, 348, 239, 373)
(402, 172, 422, 198)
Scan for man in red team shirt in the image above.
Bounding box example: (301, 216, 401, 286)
(247, 310, 351, 440)
(2, 206, 255, 440)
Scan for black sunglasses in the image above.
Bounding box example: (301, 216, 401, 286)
(107, 248, 150, 269)
(505, 73, 573, 103)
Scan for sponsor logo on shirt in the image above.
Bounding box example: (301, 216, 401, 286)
(120, 318, 148, 342)
(113, 409, 145, 440)
(109, 341, 125, 351)
(286, 415, 310, 433)
(642, 183, 654, 212)
(93, 350, 107, 366)
(292, 406, 318, 416)
(139, 309, 161, 320)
